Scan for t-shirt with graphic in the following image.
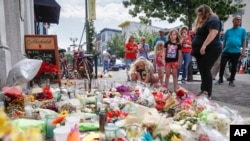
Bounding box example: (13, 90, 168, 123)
(164, 41, 181, 62)
(136, 68, 147, 81)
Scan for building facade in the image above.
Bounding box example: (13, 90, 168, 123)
(118, 21, 163, 38)
(95, 28, 122, 65)
(0, 0, 60, 88)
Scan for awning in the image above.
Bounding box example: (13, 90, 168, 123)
(34, 0, 61, 24)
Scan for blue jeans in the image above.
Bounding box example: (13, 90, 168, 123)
(125, 59, 136, 70)
(103, 60, 109, 72)
(178, 52, 192, 80)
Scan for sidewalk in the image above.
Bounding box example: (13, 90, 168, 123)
(101, 67, 250, 117)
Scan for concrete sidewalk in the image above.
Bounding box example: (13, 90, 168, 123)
(103, 67, 250, 117)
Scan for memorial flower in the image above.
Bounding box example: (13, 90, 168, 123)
(35, 61, 59, 80)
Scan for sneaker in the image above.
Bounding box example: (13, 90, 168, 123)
(197, 91, 208, 96)
(215, 79, 223, 85)
(181, 80, 186, 84)
(229, 81, 235, 87)
(207, 95, 212, 100)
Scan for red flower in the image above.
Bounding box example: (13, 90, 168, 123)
(35, 61, 59, 79)
(176, 89, 186, 99)
(43, 86, 53, 99)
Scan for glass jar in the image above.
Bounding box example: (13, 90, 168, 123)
(105, 123, 119, 141)
(45, 114, 57, 139)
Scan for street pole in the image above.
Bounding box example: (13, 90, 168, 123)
(85, 0, 90, 53)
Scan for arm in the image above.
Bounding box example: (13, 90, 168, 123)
(162, 48, 166, 64)
(241, 40, 246, 57)
(124, 44, 135, 53)
(178, 49, 182, 67)
(200, 29, 218, 55)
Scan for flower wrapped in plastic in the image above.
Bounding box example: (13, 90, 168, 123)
(195, 123, 228, 141)
(198, 109, 231, 136)
(0, 109, 43, 141)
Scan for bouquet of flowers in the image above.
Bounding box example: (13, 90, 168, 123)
(35, 62, 59, 80)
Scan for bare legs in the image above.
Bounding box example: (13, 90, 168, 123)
(165, 68, 179, 92)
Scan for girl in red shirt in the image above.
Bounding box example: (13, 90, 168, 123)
(178, 27, 192, 84)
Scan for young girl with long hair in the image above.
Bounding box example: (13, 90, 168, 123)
(130, 56, 159, 85)
(162, 29, 182, 92)
(154, 41, 165, 85)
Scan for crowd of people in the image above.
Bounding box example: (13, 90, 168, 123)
(102, 4, 247, 99)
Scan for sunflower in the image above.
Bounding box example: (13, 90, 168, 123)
(60, 110, 68, 116)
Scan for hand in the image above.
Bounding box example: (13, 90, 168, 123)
(200, 46, 206, 55)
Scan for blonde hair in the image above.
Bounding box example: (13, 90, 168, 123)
(167, 29, 181, 44)
(129, 56, 154, 74)
(126, 35, 136, 44)
(194, 4, 218, 33)
(154, 41, 165, 55)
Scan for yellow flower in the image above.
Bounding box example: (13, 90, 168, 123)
(29, 95, 35, 102)
(0, 109, 42, 141)
(60, 110, 68, 116)
(171, 135, 182, 141)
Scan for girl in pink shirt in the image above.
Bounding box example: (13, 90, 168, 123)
(154, 41, 165, 85)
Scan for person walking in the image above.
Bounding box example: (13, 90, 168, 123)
(178, 26, 192, 84)
(154, 41, 165, 86)
(192, 4, 222, 99)
(137, 37, 149, 59)
(211, 31, 230, 80)
(162, 29, 182, 92)
(102, 50, 111, 73)
(124, 35, 138, 81)
(216, 15, 247, 86)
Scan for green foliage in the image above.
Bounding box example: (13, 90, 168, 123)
(86, 20, 96, 53)
(123, 0, 246, 29)
(106, 27, 158, 58)
(106, 34, 126, 58)
(130, 26, 159, 51)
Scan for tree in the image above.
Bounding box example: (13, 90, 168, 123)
(106, 34, 126, 58)
(130, 26, 159, 51)
(123, 0, 246, 29)
(107, 27, 159, 58)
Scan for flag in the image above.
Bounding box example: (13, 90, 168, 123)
(88, 0, 96, 20)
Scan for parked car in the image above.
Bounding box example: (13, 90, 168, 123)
(111, 59, 126, 70)
(115, 60, 126, 70)
(148, 51, 199, 74)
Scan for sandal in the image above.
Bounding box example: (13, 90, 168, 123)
(197, 91, 208, 96)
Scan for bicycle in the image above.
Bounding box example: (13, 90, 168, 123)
(75, 54, 93, 80)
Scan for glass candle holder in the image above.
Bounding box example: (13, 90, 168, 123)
(126, 124, 143, 140)
(105, 123, 119, 141)
(83, 79, 90, 93)
(45, 115, 57, 139)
